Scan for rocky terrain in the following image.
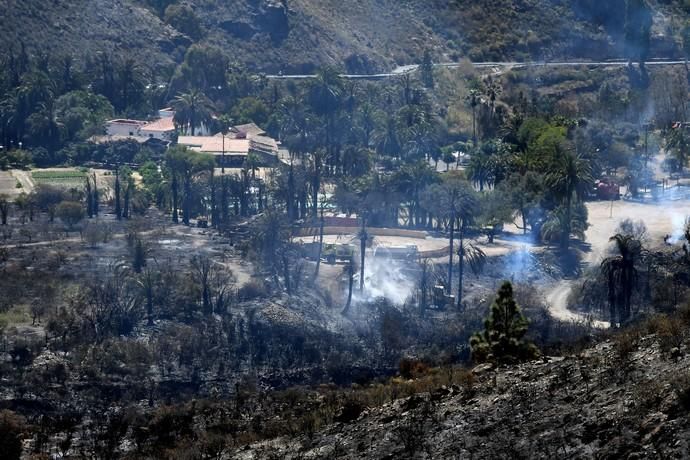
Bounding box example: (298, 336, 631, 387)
(235, 320, 690, 459)
(1, 0, 686, 74)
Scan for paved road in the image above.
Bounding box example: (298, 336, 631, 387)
(266, 59, 688, 80)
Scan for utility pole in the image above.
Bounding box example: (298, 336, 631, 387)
(359, 216, 368, 292)
(221, 128, 227, 174)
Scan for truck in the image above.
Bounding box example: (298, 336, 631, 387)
(432, 285, 455, 310)
(594, 178, 620, 201)
(323, 243, 355, 264)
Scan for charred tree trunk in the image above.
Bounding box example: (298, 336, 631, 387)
(314, 211, 325, 279)
(172, 173, 179, 224)
(447, 211, 455, 295)
(114, 169, 121, 220)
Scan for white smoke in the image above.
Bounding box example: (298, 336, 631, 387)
(352, 254, 415, 305)
(666, 213, 688, 245)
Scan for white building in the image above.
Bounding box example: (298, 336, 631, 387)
(102, 109, 176, 144)
(105, 119, 147, 137)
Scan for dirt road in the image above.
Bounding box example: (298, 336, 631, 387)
(543, 197, 690, 327)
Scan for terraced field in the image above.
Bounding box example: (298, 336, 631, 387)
(31, 169, 87, 189)
(0, 170, 22, 197)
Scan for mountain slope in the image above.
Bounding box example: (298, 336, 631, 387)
(0, 0, 685, 73)
(236, 333, 690, 458)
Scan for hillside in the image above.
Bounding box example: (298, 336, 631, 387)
(236, 325, 690, 459)
(0, 0, 687, 74)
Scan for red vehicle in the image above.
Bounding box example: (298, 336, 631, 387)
(595, 179, 620, 200)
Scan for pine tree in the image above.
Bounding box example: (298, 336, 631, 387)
(470, 282, 538, 364)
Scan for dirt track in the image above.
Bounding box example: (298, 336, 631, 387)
(544, 197, 690, 327)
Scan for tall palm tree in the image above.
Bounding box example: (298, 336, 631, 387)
(424, 172, 479, 302)
(374, 116, 401, 160)
(457, 235, 486, 309)
(466, 89, 480, 143)
(667, 127, 690, 173)
(466, 147, 492, 192)
(394, 161, 437, 228)
(601, 233, 644, 326)
(308, 67, 343, 163)
(358, 216, 368, 292)
(172, 89, 214, 136)
(546, 151, 593, 250)
(484, 77, 502, 118)
(358, 101, 380, 148)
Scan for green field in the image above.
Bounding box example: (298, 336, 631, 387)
(32, 169, 88, 188)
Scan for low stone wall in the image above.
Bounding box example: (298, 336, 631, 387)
(418, 246, 450, 259)
(297, 226, 429, 239)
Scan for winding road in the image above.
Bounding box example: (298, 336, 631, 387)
(266, 59, 688, 80)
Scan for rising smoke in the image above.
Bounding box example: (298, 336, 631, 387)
(351, 253, 416, 305)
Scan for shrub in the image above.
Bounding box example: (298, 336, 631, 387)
(237, 280, 268, 302)
(0, 410, 26, 460)
(399, 357, 430, 379)
(672, 372, 690, 410)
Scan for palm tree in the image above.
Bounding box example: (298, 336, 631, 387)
(457, 237, 486, 309)
(308, 67, 343, 163)
(393, 161, 437, 228)
(374, 116, 401, 160)
(166, 146, 214, 224)
(357, 216, 368, 292)
(358, 101, 380, 148)
(667, 127, 690, 173)
(484, 77, 502, 118)
(546, 151, 593, 250)
(172, 89, 214, 136)
(466, 89, 480, 143)
(466, 147, 492, 191)
(600, 233, 644, 326)
(541, 204, 588, 247)
(424, 172, 479, 302)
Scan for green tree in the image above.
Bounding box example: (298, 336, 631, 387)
(308, 67, 344, 167)
(54, 90, 113, 143)
(171, 44, 229, 95)
(231, 97, 270, 126)
(423, 172, 479, 303)
(164, 4, 203, 40)
(501, 172, 544, 236)
(165, 147, 214, 225)
(478, 190, 512, 244)
(420, 50, 434, 89)
(34, 184, 65, 222)
(470, 282, 539, 364)
(56, 201, 84, 231)
(546, 151, 593, 249)
(667, 127, 690, 173)
(172, 89, 214, 136)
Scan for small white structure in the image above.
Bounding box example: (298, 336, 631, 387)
(102, 108, 176, 143)
(139, 117, 175, 141)
(105, 119, 147, 137)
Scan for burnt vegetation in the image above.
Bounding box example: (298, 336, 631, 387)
(2, 0, 690, 458)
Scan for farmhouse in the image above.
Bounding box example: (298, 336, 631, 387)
(177, 123, 286, 168)
(96, 108, 177, 144)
